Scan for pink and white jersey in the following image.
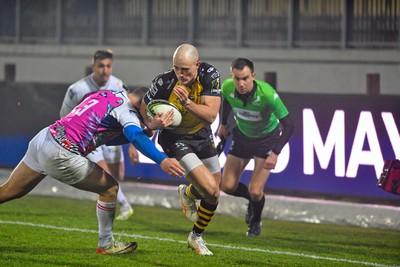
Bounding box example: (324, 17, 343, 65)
(59, 74, 126, 117)
(50, 90, 140, 156)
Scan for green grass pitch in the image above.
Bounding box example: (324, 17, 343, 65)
(0, 195, 399, 267)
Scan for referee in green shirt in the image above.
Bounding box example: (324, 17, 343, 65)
(217, 58, 294, 237)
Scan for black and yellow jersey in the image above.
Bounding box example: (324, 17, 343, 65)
(144, 62, 221, 135)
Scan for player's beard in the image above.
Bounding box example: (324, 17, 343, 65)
(99, 75, 110, 86)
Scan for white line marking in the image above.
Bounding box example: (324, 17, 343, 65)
(0, 220, 396, 267)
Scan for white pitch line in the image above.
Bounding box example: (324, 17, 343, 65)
(0, 220, 396, 267)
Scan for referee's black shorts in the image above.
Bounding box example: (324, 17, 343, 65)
(229, 126, 281, 159)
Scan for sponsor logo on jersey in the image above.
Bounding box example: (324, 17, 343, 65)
(234, 108, 262, 121)
(211, 72, 219, 80)
(210, 78, 220, 92)
(148, 84, 158, 97)
(174, 142, 189, 151)
(253, 96, 261, 105)
(211, 88, 221, 94)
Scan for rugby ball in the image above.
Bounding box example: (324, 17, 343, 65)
(146, 99, 182, 129)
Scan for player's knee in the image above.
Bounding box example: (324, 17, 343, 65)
(203, 186, 220, 204)
(249, 191, 264, 201)
(110, 183, 119, 197)
(101, 182, 119, 199)
(131, 156, 139, 165)
(220, 182, 236, 194)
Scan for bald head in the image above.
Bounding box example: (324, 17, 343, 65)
(172, 44, 200, 85)
(173, 44, 199, 65)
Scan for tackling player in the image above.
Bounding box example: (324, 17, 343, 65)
(0, 88, 185, 254)
(59, 50, 136, 220)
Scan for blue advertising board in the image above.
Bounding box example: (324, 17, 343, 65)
(122, 93, 400, 200)
(0, 88, 399, 201)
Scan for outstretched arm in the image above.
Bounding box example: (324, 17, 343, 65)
(123, 125, 185, 177)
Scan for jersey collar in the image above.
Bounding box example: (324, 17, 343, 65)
(235, 81, 257, 107)
(90, 74, 110, 90)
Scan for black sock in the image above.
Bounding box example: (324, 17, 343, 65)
(250, 195, 265, 223)
(226, 182, 250, 200)
(188, 184, 203, 199)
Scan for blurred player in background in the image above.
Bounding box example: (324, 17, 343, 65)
(60, 50, 137, 220)
(0, 88, 185, 254)
(217, 58, 294, 237)
(140, 44, 221, 256)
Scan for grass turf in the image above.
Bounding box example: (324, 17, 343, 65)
(0, 195, 399, 267)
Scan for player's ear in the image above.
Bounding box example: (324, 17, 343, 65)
(132, 96, 141, 110)
(136, 96, 144, 110)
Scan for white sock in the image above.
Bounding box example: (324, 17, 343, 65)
(117, 187, 130, 208)
(96, 200, 116, 247)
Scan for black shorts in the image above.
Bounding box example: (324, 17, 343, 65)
(229, 126, 281, 159)
(158, 127, 217, 160)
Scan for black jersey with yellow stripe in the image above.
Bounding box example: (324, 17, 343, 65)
(144, 62, 221, 135)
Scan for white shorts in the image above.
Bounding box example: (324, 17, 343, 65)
(180, 153, 220, 176)
(22, 127, 95, 185)
(86, 145, 124, 164)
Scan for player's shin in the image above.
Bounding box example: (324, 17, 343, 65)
(96, 200, 117, 247)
